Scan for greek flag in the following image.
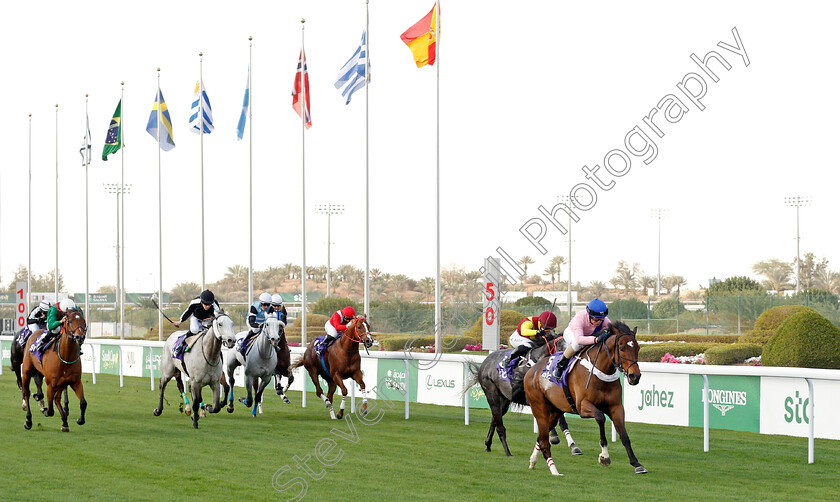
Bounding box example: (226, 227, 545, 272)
(189, 80, 214, 134)
(335, 30, 369, 105)
(236, 66, 250, 141)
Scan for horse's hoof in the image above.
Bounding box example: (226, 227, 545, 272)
(153, 408, 162, 417)
(227, 406, 234, 414)
(193, 422, 199, 429)
(528, 461, 536, 470)
(24, 421, 32, 430)
(61, 426, 69, 432)
(634, 465, 648, 474)
(276, 389, 283, 396)
(282, 396, 291, 404)
(336, 410, 344, 420)
(184, 408, 191, 417)
(77, 418, 85, 426)
(549, 434, 560, 445)
(598, 455, 611, 466)
(571, 446, 583, 456)
(200, 409, 207, 418)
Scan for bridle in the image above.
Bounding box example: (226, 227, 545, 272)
(343, 318, 373, 348)
(600, 329, 640, 376)
(200, 313, 232, 367)
(58, 310, 87, 364)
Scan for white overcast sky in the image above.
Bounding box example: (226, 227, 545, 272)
(1, 1, 838, 296)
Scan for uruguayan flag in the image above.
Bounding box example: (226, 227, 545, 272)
(335, 30, 369, 105)
(236, 66, 250, 141)
(189, 80, 214, 134)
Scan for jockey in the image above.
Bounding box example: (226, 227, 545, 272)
(27, 299, 52, 333)
(552, 298, 612, 380)
(34, 298, 81, 352)
(324, 306, 355, 349)
(238, 292, 273, 354)
(503, 310, 557, 368)
(270, 294, 287, 324)
(172, 290, 221, 354)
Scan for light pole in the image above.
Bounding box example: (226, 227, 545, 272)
(784, 195, 810, 294)
(650, 208, 668, 296)
(315, 203, 344, 298)
(104, 183, 131, 338)
(557, 195, 579, 318)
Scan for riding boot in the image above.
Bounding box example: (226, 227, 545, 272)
(181, 331, 192, 354)
(503, 345, 529, 368)
(552, 355, 570, 380)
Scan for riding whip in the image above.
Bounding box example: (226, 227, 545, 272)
(151, 298, 178, 326)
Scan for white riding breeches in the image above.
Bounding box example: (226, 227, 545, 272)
(509, 332, 532, 349)
(190, 316, 211, 334)
(324, 320, 340, 340)
(564, 326, 589, 352)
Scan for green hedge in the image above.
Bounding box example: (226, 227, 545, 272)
(639, 342, 714, 362)
(465, 309, 525, 339)
(285, 313, 330, 343)
(310, 297, 359, 316)
(737, 330, 774, 346)
(705, 344, 763, 365)
(754, 305, 818, 331)
(762, 311, 840, 369)
(637, 334, 739, 344)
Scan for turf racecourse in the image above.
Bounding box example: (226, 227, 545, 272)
(2, 374, 839, 502)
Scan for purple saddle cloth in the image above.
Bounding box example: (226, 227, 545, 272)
(313, 336, 328, 356)
(172, 333, 188, 363)
(28, 332, 55, 363)
(16, 327, 33, 348)
(496, 350, 519, 383)
(541, 352, 574, 388)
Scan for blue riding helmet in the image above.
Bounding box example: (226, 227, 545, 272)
(586, 298, 608, 318)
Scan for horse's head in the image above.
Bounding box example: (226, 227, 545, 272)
(64, 308, 87, 345)
(351, 315, 374, 349)
(606, 322, 641, 385)
(212, 312, 237, 349)
(264, 315, 283, 348)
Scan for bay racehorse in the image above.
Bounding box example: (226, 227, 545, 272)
(153, 312, 236, 428)
(20, 308, 88, 432)
(272, 320, 295, 404)
(465, 332, 581, 456)
(524, 321, 646, 475)
(11, 327, 69, 416)
(222, 315, 281, 416)
(290, 316, 373, 419)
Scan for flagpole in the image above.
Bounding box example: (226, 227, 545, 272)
(199, 52, 206, 291)
(28, 114, 32, 310)
(248, 37, 253, 305)
(300, 18, 308, 409)
(120, 83, 125, 339)
(364, 0, 370, 319)
(55, 104, 59, 301)
(434, 2, 441, 353)
(85, 95, 90, 320)
(157, 69, 164, 341)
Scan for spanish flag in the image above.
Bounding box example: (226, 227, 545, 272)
(400, 3, 438, 68)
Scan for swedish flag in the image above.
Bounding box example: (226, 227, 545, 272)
(146, 88, 176, 151)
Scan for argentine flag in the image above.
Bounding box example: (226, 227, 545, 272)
(189, 80, 214, 134)
(335, 30, 369, 105)
(237, 66, 250, 140)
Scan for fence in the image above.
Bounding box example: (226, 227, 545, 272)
(2, 335, 837, 464)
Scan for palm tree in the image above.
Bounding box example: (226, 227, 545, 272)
(224, 265, 248, 291)
(543, 263, 560, 285)
(281, 263, 295, 280)
(588, 280, 607, 298)
(816, 269, 840, 295)
(662, 274, 688, 297)
(639, 275, 656, 293)
(518, 256, 535, 278)
(419, 277, 435, 302)
(171, 282, 201, 303)
(611, 261, 640, 293)
(752, 259, 793, 294)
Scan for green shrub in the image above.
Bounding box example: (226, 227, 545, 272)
(310, 297, 358, 316)
(762, 311, 840, 368)
(753, 305, 818, 331)
(513, 296, 553, 307)
(285, 313, 330, 343)
(608, 298, 649, 320)
(705, 344, 763, 365)
(639, 342, 714, 362)
(465, 309, 525, 338)
(737, 330, 774, 346)
(651, 298, 686, 319)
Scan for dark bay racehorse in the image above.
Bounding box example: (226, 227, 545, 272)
(20, 308, 88, 432)
(272, 321, 295, 404)
(465, 333, 581, 456)
(290, 316, 373, 419)
(524, 321, 646, 475)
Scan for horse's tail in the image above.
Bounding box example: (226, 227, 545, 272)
(509, 368, 528, 406)
(461, 360, 481, 398)
(289, 355, 306, 371)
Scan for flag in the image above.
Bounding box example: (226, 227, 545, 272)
(292, 50, 312, 129)
(80, 110, 91, 165)
(102, 100, 122, 161)
(335, 30, 369, 105)
(400, 3, 438, 68)
(189, 80, 214, 134)
(237, 66, 250, 140)
(146, 88, 176, 151)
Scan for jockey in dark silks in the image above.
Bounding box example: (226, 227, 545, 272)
(171, 290, 222, 355)
(18, 300, 51, 347)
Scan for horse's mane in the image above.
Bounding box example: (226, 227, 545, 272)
(612, 321, 633, 334)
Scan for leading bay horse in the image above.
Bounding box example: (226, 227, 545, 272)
(20, 308, 88, 432)
(153, 312, 236, 428)
(11, 327, 69, 416)
(290, 316, 373, 419)
(465, 332, 581, 456)
(524, 321, 646, 475)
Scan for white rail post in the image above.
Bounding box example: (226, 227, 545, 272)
(703, 374, 710, 452)
(806, 378, 815, 464)
(404, 359, 410, 420)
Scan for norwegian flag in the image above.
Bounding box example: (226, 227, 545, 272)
(292, 49, 312, 129)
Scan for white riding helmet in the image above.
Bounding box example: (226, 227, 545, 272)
(59, 298, 76, 311)
(39, 300, 51, 311)
(271, 294, 283, 306)
(258, 292, 272, 304)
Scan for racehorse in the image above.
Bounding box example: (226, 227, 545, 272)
(222, 315, 282, 416)
(11, 327, 69, 416)
(20, 308, 87, 432)
(465, 333, 581, 457)
(523, 321, 646, 475)
(272, 319, 295, 404)
(153, 312, 236, 428)
(289, 315, 373, 419)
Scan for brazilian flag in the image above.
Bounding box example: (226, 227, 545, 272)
(102, 99, 122, 161)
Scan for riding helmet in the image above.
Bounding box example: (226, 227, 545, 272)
(39, 299, 51, 311)
(271, 294, 284, 306)
(342, 306, 356, 318)
(200, 289, 215, 305)
(586, 298, 608, 318)
(258, 292, 272, 304)
(538, 311, 557, 330)
(59, 298, 76, 311)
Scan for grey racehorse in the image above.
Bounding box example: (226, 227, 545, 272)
(222, 315, 282, 417)
(465, 335, 582, 457)
(153, 312, 236, 428)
